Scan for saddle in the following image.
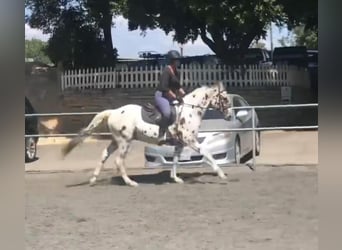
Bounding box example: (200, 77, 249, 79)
(141, 102, 177, 126)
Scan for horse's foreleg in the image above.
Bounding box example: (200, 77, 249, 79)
(190, 141, 227, 180)
(170, 145, 184, 183)
(90, 140, 117, 186)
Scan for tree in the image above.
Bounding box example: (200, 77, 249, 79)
(250, 40, 266, 49)
(276, 0, 317, 48)
(292, 26, 317, 49)
(25, 38, 52, 65)
(278, 25, 317, 49)
(278, 31, 296, 47)
(25, 0, 120, 68)
(85, 0, 126, 63)
(124, 0, 286, 64)
(44, 7, 116, 69)
(276, 0, 317, 31)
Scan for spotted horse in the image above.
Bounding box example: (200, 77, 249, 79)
(61, 81, 233, 187)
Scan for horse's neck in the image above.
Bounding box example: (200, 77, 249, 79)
(173, 87, 211, 134)
(183, 87, 211, 108)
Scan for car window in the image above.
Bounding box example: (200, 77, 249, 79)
(203, 109, 224, 120)
(232, 97, 242, 115)
(234, 97, 251, 115)
(238, 97, 249, 107)
(233, 97, 241, 107)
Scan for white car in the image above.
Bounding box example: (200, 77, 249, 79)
(144, 94, 260, 168)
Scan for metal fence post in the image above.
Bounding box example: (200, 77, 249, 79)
(252, 107, 256, 168)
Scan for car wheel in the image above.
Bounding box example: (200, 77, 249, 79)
(25, 137, 37, 162)
(255, 131, 261, 156)
(234, 137, 241, 164)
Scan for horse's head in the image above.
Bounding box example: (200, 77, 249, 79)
(209, 81, 233, 120)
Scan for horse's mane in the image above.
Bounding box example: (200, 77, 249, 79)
(185, 85, 210, 97)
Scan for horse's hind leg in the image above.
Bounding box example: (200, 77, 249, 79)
(89, 140, 117, 186)
(114, 140, 138, 187)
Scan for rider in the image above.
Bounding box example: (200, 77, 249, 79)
(154, 50, 186, 142)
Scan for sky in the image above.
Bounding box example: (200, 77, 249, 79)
(25, 15, 290, 59)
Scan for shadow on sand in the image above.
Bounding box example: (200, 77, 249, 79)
(66, 170, 239, 187)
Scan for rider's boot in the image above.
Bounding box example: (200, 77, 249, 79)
(157, 117, 169, 145)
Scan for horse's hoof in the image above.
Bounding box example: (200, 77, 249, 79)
(218, 172, 227, 179)
(128, 181, 139, 187)
(246, 163, 256, 171)
(173, 177, 184, 184)
(89, 177, 97, 186)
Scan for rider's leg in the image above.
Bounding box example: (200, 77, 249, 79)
(154, 91, 171, 141)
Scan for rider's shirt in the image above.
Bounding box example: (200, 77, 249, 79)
(157, 65, 181, 95)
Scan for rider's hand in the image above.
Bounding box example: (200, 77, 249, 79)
(179, 88, 186, 97)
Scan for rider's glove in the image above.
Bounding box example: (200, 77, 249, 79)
(177, 97, 184, 104)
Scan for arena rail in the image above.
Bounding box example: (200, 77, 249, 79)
(25, 103, 318, 169)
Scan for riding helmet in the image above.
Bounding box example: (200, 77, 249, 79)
(167, 50, 181, 60)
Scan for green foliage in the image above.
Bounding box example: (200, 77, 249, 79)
(45, 8, 116, 69)
(84, 0, 126, 63)
(25, 0, 119, 69)
(293, 26, 317, 49)
(276, 0, 317, 31)
(25, 0, 317, 66)
(250, 40, 267, 49)
(124, 0, 286, 63)
(25, 38, 52, 65)
(278, 25, 317, 49)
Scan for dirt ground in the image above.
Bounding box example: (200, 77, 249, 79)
(25, 164, 317, 250)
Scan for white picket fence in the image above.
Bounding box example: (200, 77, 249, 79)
(61, 64, 310, 91)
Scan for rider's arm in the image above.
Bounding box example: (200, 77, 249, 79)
(173, 70, 185, 97)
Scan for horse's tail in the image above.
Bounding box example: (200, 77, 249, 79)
(61, 110, 112, 158)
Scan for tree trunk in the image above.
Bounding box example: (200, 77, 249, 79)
(200, 28, 257, 65)
(102, 14, 115, 65)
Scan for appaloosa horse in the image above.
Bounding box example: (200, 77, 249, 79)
(61, 81, 233, 187)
